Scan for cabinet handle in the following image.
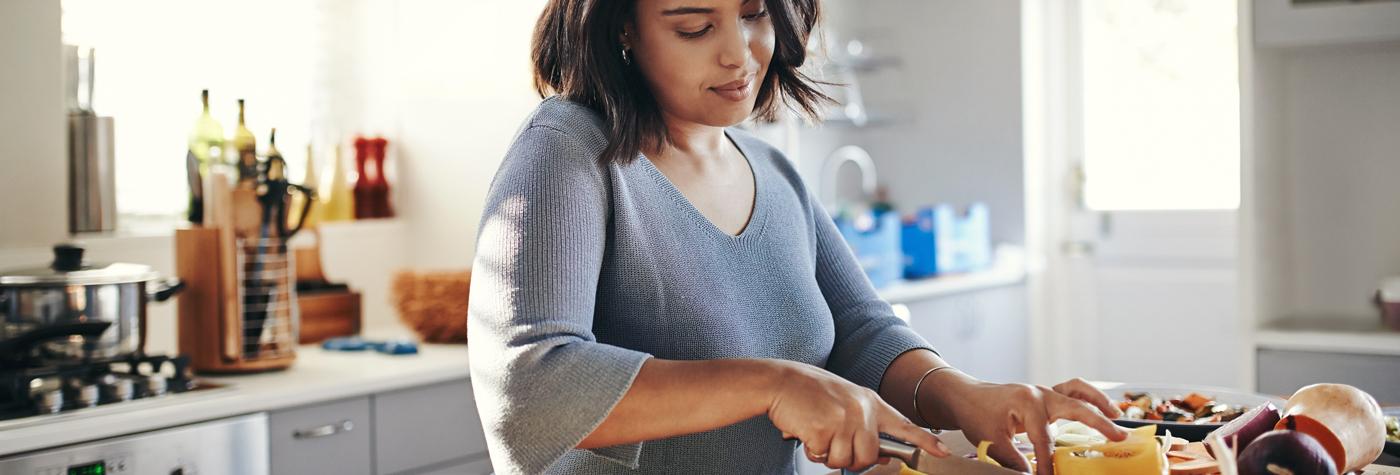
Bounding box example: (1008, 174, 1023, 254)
(293, 419, 354, 439)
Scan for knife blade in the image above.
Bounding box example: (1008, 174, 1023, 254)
(877, 438, 1026, 475)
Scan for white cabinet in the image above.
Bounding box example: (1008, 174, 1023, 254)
(269, 397, 374, 475)
(374, 379, 491, 475)
(902, 285, 1029, 384)
(269, 378, 490, 475)
(1255, 0, 1400, 47)
(1257, 349, 1400, 402)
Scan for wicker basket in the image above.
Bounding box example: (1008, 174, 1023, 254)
(390, 269, 470, 343)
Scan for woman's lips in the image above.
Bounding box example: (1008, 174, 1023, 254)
(710, 76, 754, 102)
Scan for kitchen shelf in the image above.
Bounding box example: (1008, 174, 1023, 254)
(1254, 0, 1400, 48)
(1255, 316, 1400, 357)
(876, 246, 1027, 304)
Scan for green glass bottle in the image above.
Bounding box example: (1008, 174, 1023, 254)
(188, 89, 226, 171)
(231, 99, 259, 187)
(187, 89, 226, 223)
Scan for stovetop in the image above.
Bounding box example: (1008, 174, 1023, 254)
(0, 353, 226, 424)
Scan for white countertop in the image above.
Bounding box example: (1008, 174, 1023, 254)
(876, 246, 1028, 304)
(1255, 316, 1400, 357)
(0, 342, 471, 457)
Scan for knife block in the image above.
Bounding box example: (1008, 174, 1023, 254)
(176, 226, 298, 373)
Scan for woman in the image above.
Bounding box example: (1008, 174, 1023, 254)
(468, 1, 1127, 473)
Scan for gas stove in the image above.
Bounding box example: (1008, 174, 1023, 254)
(0, 352, 224, 423)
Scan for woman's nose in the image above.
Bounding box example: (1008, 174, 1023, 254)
(717, 21, 754, 69)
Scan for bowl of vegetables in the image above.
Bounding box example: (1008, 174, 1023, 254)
(1096, 383, 1286, 441)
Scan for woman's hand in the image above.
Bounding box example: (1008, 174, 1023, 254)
(765, 361, 949, 471)
(941, 376, 1130, 475)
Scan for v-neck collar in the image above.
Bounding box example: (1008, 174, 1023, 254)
(637, 128, 769, 243)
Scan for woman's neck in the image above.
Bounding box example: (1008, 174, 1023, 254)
(649, 114, 733, 168)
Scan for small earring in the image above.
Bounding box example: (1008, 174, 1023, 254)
(621, 48, 631, 65)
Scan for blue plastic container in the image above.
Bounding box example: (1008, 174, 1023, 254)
(835, 210, 903, 289)
(900, 203, 992, 277)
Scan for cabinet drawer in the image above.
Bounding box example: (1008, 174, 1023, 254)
(269, 396, 373, 475)
(374, 379, 487, 475)
(417, 456, 493, 475)
(1257, 349, 1400, 403)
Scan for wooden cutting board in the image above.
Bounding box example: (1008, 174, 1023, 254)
(831, 430, 1400, 474)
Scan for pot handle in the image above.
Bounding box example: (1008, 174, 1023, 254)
(0, 321, 112, 363)
(148, 277, 186, 302)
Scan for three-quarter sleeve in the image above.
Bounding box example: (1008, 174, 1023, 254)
(811, 195, 938, 392)
(468, 125, 652, 475)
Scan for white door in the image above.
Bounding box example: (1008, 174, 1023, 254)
(1024, 0, 1249, 389)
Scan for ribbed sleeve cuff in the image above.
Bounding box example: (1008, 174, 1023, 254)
(476, 343, 652, 474)
(839, 324, 938, 392)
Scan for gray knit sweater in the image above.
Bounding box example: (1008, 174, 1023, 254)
(467, 97, 935, 474)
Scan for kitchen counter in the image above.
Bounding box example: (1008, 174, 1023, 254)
(876, 245, 1027, 304)
(1256, 316, 1400, 357)
(0, 342, 471, 457)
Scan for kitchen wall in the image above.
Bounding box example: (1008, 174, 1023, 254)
(797, 0, 1026, 246)
(0, 0, 66, 249)
(1256, 41, 1400, 321)
(292, 0, 549, 270)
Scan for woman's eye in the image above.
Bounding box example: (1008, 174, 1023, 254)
(678, 25, 713, 39)
(742, 9, 769, 21)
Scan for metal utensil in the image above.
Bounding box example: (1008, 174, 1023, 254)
(66, 46, 117, 233)
(856, 437, 1025, 475)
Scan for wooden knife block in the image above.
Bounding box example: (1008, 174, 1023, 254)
(176, 227, 297, 373)
(297, 290, 361, 344)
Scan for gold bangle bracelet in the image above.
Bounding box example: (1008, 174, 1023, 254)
(911, 366, 957, 428)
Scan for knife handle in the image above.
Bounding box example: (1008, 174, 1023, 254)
(878, 436, 920, 465)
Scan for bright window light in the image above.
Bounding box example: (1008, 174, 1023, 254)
(1080, 0, 1241, 211)
(61, 0, 318, 219)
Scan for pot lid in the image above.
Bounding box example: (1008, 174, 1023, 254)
(0, 244, 160, 286)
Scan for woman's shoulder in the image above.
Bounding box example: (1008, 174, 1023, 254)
(518, 95, 609, 149)
(497, 97, 613, 179)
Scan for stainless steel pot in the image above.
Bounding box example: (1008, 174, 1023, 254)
(0, 244, 183, 361)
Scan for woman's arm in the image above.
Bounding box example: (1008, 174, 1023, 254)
(581, 356, 949, 469)
(881, 348, 1132, 475)
(577, 358, 776, 449)
(878, 348, 963, 429)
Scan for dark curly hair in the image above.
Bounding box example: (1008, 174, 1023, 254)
(531, 0, 832, 164)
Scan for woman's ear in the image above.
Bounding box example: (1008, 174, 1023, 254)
(620, 22, 635, 50)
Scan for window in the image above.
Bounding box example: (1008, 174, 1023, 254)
(61, 0, 319, 219)
(1079, 0, 1241, 211)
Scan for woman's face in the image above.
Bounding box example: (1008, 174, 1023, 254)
(628, 0, 775, 129)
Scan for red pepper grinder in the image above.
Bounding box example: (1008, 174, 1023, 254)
(352, 136, 374, 219)
(368, 137, 394, 218)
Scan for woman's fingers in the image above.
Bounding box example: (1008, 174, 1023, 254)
(1052, 378, 1122, 419)
(985, 435, 1031, 473)
(826, 430, 854, 469)
(1022, 409, 1057, 475)
(803, 436, 832, 464)
(1049, 393, 1129, 441)
(878, 411, 948, 457)
(852, 429, 880, 471)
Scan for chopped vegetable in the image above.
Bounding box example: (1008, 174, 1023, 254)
(1386, 415, 1399, 443)
(1052, 425, 1168, 475)
(1117, 391, 1251, 424)
(976, 440, 999, 466)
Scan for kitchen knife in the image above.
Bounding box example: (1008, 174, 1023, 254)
(871, 437, 1026, 475)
